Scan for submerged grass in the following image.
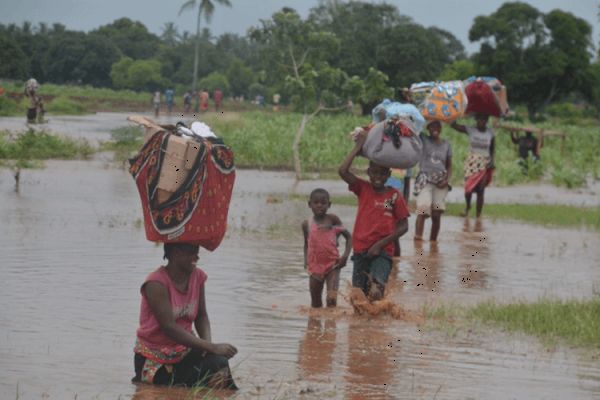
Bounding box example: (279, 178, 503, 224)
(468, 298, 600, 350)
(0, 129, 94, 163)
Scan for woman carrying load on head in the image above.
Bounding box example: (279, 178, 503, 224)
(450, 113, 495, 219)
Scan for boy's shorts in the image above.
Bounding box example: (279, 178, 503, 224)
(351, 252, 392, 292)
(416, 183, 448, 215)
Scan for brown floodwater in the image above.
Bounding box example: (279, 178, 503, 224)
(1, 161, 600, 399)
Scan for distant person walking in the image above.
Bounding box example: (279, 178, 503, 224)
(451, 114, 495, 218)
(183, 91, 192, 114)
(200, 89, 209, 112)
(272, 93, 281, 112)
(413, 120, 452, 242)
(165, 88, 174, 115)
(152, 91, 161, 117)
(213, 89, 223, 112)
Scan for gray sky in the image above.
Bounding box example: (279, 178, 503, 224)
(0, 0, 597, 54)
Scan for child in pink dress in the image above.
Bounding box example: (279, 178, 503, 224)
(302, 188, 352, 308)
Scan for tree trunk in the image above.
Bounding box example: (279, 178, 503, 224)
(192, 7, 202, 91)
(292, 113, 310, 181)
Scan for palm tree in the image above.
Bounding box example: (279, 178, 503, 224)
(179, 0, 232, 91)
(161, 22, 180, 47)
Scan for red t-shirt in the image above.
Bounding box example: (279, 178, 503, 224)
(349, 179, 409, 256)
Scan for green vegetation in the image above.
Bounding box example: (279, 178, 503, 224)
(469, 299, 600, 350)
(100, 125, 145, 162)
(288, 193, 600, 231)
(0, 129, 94, 164)
(444, 203, 600, 231)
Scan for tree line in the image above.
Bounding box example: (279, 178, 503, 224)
(0, 1, 598, 118)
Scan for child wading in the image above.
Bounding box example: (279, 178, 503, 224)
(339, 133, 409, 301)
(302, 189, 352, 308)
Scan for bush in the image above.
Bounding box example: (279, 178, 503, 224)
(0, 96, 19, 116)
(48, 96, 89, 115)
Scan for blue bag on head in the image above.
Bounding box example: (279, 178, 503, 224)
(371, 99, 425, 134)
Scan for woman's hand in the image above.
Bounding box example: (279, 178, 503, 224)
(210, 343, 238, 359)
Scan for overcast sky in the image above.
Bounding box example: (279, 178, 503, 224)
(0, 0, 597, 54)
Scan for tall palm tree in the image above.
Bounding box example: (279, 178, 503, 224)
(179, 0, 232, 91)
(161, 22, 180, 47)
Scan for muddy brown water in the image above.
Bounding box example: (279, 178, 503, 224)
(1, 161, 600, 399)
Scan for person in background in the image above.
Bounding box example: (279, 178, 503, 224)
(183, 91, 192, 114)
(413, 120, 452, 242)
(165, 88, 174, 115)
(511, 131, 542, 172)
(450, 114, 495, 219)
(272, 93, 281, 112)
(200, 89, 209, 113)
(302, 188, 352, 308)
(213, 88, 223, 112)
(132, 243, 238, 389)
(152, 91, 161, 118)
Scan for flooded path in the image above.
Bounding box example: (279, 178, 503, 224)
(1, 161, 600, 399)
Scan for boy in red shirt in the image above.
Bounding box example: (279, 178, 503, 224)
(338, 132, 409, 301)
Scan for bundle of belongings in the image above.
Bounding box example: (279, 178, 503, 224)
(128, 116, 235, 250)
(410, 80, 468, 123)
(463, 76, 509, 117)
(360, 100, 425, 169)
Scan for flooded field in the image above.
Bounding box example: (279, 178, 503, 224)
(1, 161, 600, 399)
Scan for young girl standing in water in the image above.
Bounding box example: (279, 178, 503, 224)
(302, 188, 352, 308)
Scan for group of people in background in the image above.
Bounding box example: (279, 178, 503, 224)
(152, 88, 223, 117)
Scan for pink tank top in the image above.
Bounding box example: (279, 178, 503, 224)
(136, 266, 207, 362)
(307, 220, 345, 277)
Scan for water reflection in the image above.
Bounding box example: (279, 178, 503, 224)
(345, 318, 395, 400)
(458, 218, 489, 289)
(297, 316, 337, 379)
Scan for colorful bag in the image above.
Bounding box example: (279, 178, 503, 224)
(464, 76, 509, 117)
(129, 128, 235, 250)
(361, 120, 423, 169)
(415, 81, 468, 123)
(371, 100, 425, 134)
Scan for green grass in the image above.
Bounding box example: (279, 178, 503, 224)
(289, 193, 600, 231)
(0, 129, 94, 162)
(100, 125, 145, 161)
(444, 203, 600, 231)
(468, 298, 600, 349)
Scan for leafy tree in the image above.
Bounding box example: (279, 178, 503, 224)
(469, 2, 593, 119)
(127, 59, 164, 91)
(44, 31, 87, 83)
(438, 59, 477, 81)
(198, 71, 230, 94)
(110, 57, 134, 89)
(79, 34, 121, 86)
(178, 0, 232, 91)
(93, 18, 160, 60)
(0, 35, 28, 79)
(308, 1, 411, 78)
(161, 22, 180, 47)
(226, 58, 254, 96)
(251, 8, 355, 179)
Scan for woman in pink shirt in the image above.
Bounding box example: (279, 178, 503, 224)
(132, 243, 237, 389)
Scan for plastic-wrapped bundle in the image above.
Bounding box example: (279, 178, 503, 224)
(413, 81, 468, 122)
(464, 76, 509, 117)
(128, 117, 235, 250)
(371, 99, 426, 134)
(361, 120, 423, 169)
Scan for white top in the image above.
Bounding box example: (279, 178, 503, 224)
(466, 126, 494, 158)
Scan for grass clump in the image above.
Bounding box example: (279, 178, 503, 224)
(47, 96, 89, 115)
(0, 129, 94, 161)
(444, 202, 600, 231)
(100, 125, 145, 161)
(469, 298, 600, 349)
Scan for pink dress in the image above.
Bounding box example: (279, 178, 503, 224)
(307, 220, 345, 278)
